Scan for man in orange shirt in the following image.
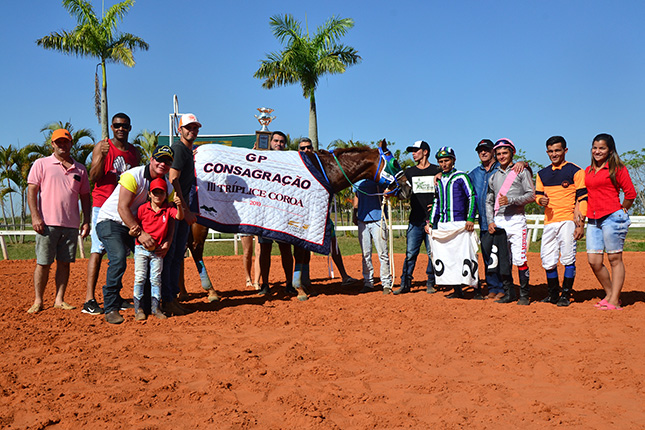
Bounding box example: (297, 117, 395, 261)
(535, 136, 587, 306)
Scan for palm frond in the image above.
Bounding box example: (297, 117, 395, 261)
(269, 14, 303, 45)
(63, 0, 99, 28)
(102, 0, 135, 36)
(313, 16, 354, 48)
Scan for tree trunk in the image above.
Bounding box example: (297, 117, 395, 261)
(8, 185, 17, 243)
(100, 60, 109, 140)
(21, 186, 28, 243)
(308, 92, 319, 150)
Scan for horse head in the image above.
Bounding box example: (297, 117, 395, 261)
(375, 139, 411, 199)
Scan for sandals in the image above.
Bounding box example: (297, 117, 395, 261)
(594, 299, 622, 309)
(27, 303, 43, 314)
(54, 302, 76, 310)
(599, 303, 623, 311)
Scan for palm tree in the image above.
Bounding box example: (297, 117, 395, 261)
(0, 145, 18, 238)
(254, 14, 361, 150)
(36, 0, 149, 140)
(0, 144, 42, 237)
(40, 121, 96, 168)
(132, 129, 160, 163)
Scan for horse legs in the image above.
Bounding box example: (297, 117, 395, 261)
(177, 259, 188, 301)
(293, 245, 310, 301)
(188, 224, 220, 302)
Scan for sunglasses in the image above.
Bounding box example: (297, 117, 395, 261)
(155, 157, 173, 165)
(112, 123, 131, 130)
(299, 145, 313, 150)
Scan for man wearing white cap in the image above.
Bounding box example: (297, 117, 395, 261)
(162, 114, 220, 314)
(394, 140, 441, 295)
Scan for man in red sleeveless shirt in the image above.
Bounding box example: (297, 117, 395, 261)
(83, 113, 140, 315)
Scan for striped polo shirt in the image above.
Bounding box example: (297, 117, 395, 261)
(535, 161, 587, 224)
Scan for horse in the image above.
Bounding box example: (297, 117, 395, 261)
(184, 139, 410, 302)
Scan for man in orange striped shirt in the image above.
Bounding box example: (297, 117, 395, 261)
(535, 136, 587, 306)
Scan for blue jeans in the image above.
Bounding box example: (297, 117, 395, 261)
(96, 220, 134, 313)
(400, 222, 435, 287)
(134, 245, 163, 301)
(357, 220, 392, 288)
(161, 218, 190, 302)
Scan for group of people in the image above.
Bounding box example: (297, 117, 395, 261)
(26, 114, 636, 323)
(349, 134, 635, 312)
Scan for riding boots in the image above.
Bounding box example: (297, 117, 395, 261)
(557, 277, 574, 307)
(541, 277, 560, 304)
(517, 278, 531, 306)
(495, 275, 517, 303)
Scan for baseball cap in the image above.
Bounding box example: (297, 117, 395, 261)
(494, 138, 516, 154)
(152, 145, 174, 162)
(179, 113, 202, 128)
(51, 129, 72, 143)
(150, 177, 167, 193)
(435, 146, 456, 160)
(475, 139, 494, 152)
(406, 140, 430, 153)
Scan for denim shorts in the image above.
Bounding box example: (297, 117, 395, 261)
(586, 209, 631, 254)
(89, 206, 105, 254)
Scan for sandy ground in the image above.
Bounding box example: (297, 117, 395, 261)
(1, 252, 645, 429)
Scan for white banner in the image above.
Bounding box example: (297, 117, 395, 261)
(431, 223, 479, 286)
(194, 145, 331, 253)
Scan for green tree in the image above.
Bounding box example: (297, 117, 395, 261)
(39, 121, 96, 168)
(132, 129, 160, 163)
(4, 147, 43, 237)
(254, 14, 361, 150)
(622, 149, 645, 215)
(0, 145, 19, 237)
(513, 149, 544, 215)
(36, 0, 149, 140)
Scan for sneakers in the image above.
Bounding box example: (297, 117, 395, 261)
(81, 299, 104, 315)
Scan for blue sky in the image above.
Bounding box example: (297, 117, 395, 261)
(2, 0, 644, 171)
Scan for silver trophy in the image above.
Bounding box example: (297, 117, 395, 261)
(255, 107, 276, 132)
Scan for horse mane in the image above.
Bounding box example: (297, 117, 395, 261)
(318, 145, 373, 156)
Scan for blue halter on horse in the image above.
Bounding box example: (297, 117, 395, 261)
(329, 146, 405, 197)
(374, 147, 404, 194)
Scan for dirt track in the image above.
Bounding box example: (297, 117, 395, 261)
(1, 252, 645, 429)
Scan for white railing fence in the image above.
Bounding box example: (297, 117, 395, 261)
(1, 216, 644, 260)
